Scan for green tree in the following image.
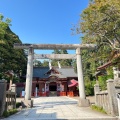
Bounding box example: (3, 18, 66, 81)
(42, 60, 49, 67)
(0, 14, 11, 44)
(0, 14, 27, 82)
(60, 50, 72, 66)
(80, 0, 120, 49)
(73, 0, 120, 95)
(76, 0, 120, 75)
(51, 49, 61, 66)
(51, 49, 72, 67)
(33, 60, 42, 67)
(79, 0, 120, 66)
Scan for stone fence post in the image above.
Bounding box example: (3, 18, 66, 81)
(11, 84, 16, 93)
(107, 79, 118, 116)
(94, 84, 100, 105)
(0, 80, 7, 116)
(94, 84, 100, 94)
(11, 84, 16, 109)
(117, 94, 120, 119)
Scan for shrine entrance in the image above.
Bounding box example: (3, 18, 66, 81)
(49, 82, 57, 96)
(49, 84, 57, 91)
(14, 43, 96, 107)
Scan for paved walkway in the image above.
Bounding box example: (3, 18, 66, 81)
(2, 96, 118, 120)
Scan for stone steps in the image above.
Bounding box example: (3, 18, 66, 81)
(49, 91, 57, 96)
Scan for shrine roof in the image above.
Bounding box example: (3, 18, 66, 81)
(33, 66, 77, 78)
(33, 67, 49, 78)
(97, 61, 112, 70)
(56, 67, 77, 78)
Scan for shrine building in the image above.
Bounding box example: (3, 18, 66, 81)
(32, 66, 78, 97)
(18, 66, 79, 97)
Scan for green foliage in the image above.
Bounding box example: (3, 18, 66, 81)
(78, 0, 120, 62)
(78, 0, 120, 65)
(42, 60, 49, 67)
(46, 49, 73, 67)
(98, 75, 107, 90)
(85, 80, 96, 96)
(2, 109, 18, 117)
(98, 74, 113, 90)
(72, 60, 77, 73)
(0, 14, 11, 42)
(91, 104, 106, 114)
(52, 49, 71, 66)
(16, 102, 21, 108)
(0, 14, 27, 82)
(33, 60, 42, 67)
(72, 0, 120, 95)
(81, 49, 98, 95)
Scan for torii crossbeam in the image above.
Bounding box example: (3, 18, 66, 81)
(34, 54, 76, 59)
(14, 43, 95, 49)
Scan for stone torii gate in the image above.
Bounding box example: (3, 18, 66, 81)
(14, 43, 96, 107)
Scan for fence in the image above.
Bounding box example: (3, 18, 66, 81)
(94, 79, 119, 116)
(95, 90, 110, 113)
(5, 91, 16, 110)
(0, 80, 16, 116)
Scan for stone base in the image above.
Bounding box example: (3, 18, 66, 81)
(78, 98, 90, 107)
(21, 100, 33, 108)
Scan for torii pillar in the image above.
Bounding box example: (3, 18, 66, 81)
(76, 48, 90, 107)
(23, 47, 34, 107)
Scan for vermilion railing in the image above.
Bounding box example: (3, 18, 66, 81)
(60, 92, 66, 96)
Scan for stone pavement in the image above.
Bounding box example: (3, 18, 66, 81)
(2, 96, 118, 120)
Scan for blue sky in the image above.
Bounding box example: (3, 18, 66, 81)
(0, 0, 89, 54)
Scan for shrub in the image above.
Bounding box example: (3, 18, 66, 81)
(85, 80, 96, 96)
(2, 111, 10, 117)
(91, 104, 106, 114)
(2, 109, 18, 117)
(98, 74, 113, 90)
(16, 102, 21, 108)
(98, 75, 107, 90)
